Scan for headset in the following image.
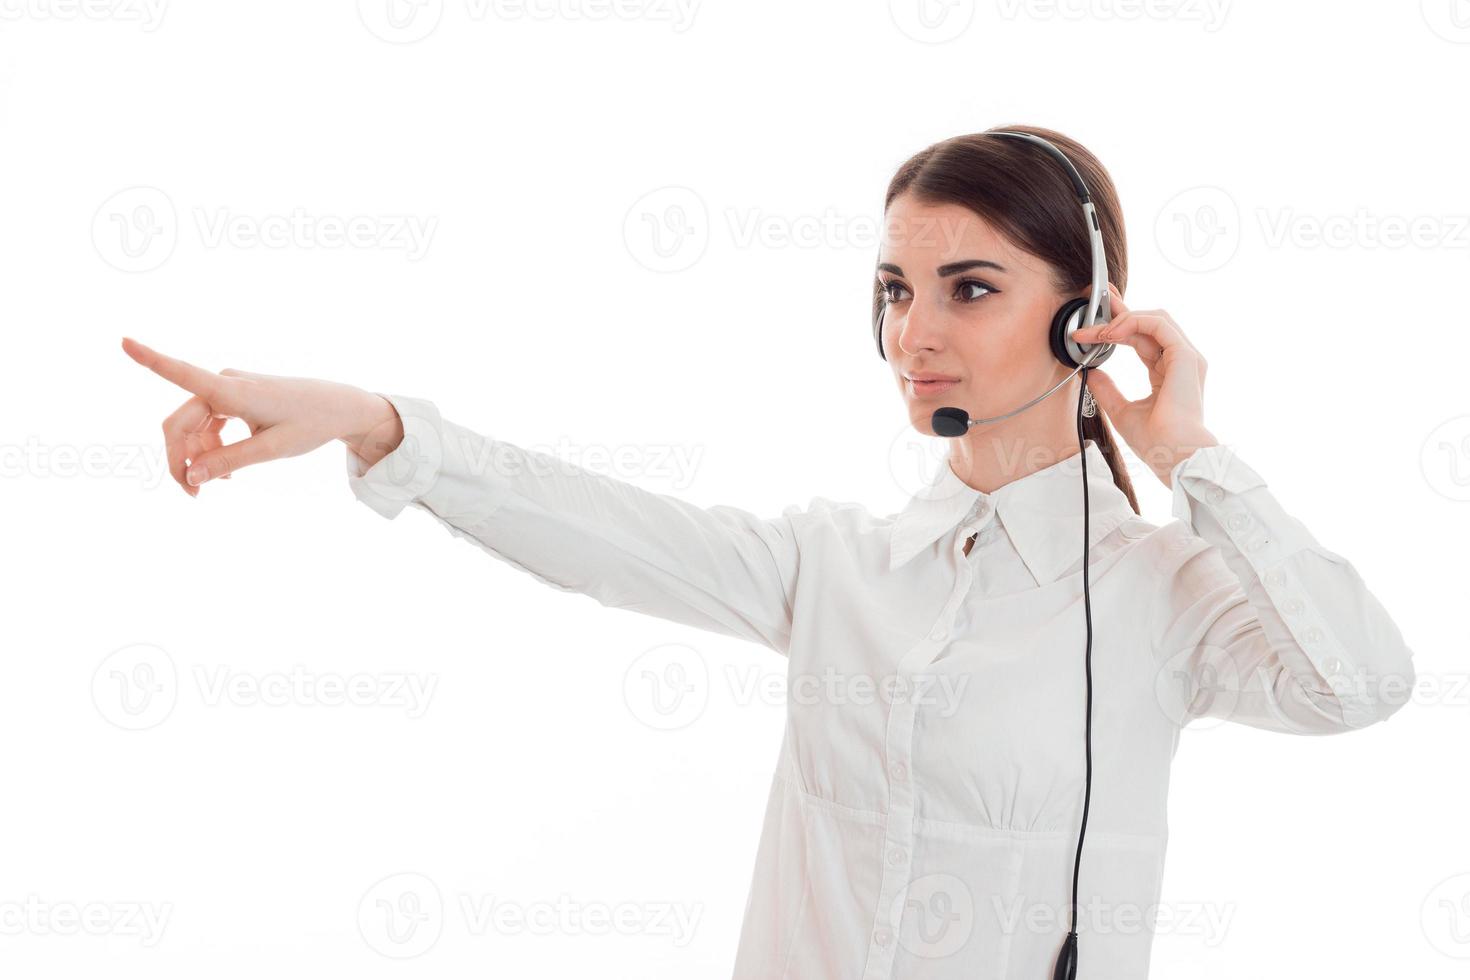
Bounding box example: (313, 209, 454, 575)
(873, 130, 1117, 980)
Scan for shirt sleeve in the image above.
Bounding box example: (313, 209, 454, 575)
(1149, 443, 1416, 733)
(343, 393, 802, 655)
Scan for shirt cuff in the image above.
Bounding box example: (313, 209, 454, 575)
(344, 393, 446, 520)
(1170, 443, 1264, 515)
(1168, 443, 1329, 565)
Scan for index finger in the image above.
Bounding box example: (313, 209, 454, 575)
(1105, 282, 1127, 318)
(121, 337, 222, 398)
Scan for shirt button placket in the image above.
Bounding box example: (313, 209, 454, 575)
(863, 681, 919, 978)
(861, 519, 977, 979)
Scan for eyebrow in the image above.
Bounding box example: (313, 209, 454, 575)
(877, 259, 1008, 278)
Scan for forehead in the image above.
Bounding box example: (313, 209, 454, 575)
(878, 193, 1032, 272)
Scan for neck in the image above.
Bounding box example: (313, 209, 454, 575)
(945, 373, 1090, 494)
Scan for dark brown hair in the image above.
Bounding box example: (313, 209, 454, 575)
(875, 123, 1139, 514)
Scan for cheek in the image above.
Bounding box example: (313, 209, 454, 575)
(957, 314, 1055, 381)
(993, 297, 1061, 355)
(959, 320, 1027, 366)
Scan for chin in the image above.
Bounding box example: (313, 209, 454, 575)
(909, 408, 946, 437)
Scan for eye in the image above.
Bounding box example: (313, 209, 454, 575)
(955, 278, 997, 303)
(878, 279, 910, 304)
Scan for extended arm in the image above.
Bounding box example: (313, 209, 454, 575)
(344, 393, 802, 655)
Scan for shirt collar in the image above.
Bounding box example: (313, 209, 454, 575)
(888, 438, 1137, 582)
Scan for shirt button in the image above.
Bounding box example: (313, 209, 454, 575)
(1324, 656, 1343, 676)
(888, 847, 907, 867)
(890, 762, 908, 782)
(930, 627, 947, 642)
(1304, 626, 1323, 644)
(1227, 513, 1247, 531)
(874, 927, 893, 948)
(1265, 569, 1286, 588)
(1249, 539, 1266, 552)
(1283, 597, 1303, 614)
(1208, 487, 1225, 504)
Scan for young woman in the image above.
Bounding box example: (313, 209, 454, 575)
(124, 124, 1415, 980)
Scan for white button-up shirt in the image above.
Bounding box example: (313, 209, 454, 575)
(345, 393, 1416, 980)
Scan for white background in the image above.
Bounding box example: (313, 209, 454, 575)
(2, 1, 1467, 977)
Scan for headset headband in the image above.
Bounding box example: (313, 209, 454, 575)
(988, 130, 1113, 332)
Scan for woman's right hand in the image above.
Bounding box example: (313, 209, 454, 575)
(122, 337, 402, 498)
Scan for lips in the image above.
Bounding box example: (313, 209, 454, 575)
(906, 376, 960, 397)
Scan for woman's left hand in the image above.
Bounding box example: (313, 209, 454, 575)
(1071, 283, 1219, 488)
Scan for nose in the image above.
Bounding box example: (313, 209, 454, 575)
(895, 302, 942, 357)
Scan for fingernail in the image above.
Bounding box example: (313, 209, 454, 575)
(187, 464, 208, 486)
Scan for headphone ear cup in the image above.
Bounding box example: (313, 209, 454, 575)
(1049, 298, 1089, 368)
(1050, 297, 1115, 370)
